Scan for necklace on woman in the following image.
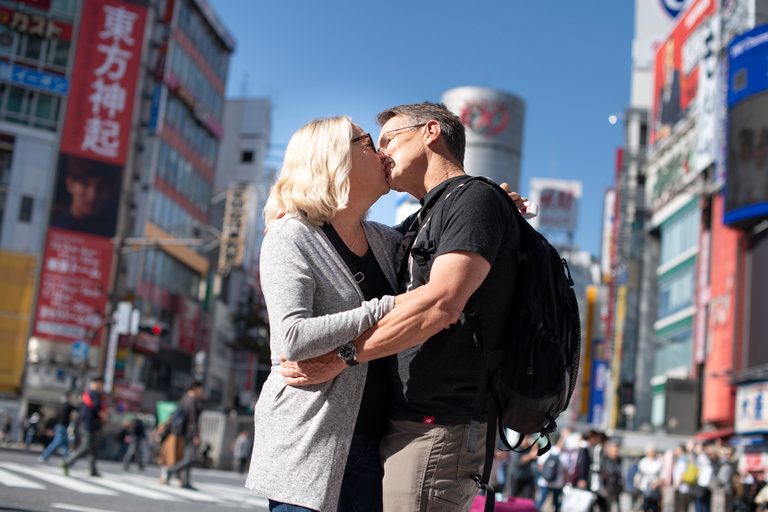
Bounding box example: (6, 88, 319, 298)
(349, 222, 362, 252)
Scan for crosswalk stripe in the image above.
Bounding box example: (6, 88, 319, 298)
(83, 473, 178, 501)
(115, 473, 224, 503)
(193, 482, 269, 507)
(0, 467, 46, 489)
(0, 463, 117, 495)
(51, 503, 118, 512)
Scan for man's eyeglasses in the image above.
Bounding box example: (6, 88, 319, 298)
(378, 123, 426, 151)
(351, 133, 377, 152)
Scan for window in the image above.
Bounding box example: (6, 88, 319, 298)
(0, 26, 17, 56)
(658, 266, 696, 319)
(241, 150, 254, 163)
(18, 196, 33, 222)
(660, 206, 699, 265)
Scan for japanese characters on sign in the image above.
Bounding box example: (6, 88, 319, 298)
(0, 61, 68, 95)
(0, 6, 73, 40)
(59, 0, 146, 165)
(34, 0, 146, 345)
(33, 228, 113, 342)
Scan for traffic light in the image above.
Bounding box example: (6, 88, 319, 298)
(138, 321, 168, 338)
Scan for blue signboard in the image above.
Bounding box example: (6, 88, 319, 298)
(728, 24, 768, 108)
(0, 62, 69, 96)
(724, 24, 768, 226)
(70, 340, 89, 361)
(589, 357, 608, 426)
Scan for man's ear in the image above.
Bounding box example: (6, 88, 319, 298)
(423, 120, 442, 148)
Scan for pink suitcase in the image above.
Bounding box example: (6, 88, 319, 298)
(471, 494, 537, 512)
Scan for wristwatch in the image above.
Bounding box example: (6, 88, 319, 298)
(338, 342, 358, 366)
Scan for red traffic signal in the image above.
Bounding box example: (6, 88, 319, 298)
(151, 324, 162, 336)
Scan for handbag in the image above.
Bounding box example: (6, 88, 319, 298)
(561, 486, 597, 512)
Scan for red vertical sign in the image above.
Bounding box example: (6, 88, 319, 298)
(59, 0, 146, 165)
(702, 194, 740, 424)
(33, 0, 146, 343)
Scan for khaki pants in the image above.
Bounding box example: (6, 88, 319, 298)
(381, 419, 487, 512)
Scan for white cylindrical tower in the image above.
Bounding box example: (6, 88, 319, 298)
(441, 86, 525, 191)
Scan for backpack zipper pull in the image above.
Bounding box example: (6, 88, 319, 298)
(528, 322, 544, 374)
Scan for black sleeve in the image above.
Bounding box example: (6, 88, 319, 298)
(434, 182, 511, 266)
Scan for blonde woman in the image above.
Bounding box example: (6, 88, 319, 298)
(245, 116, 402, 512)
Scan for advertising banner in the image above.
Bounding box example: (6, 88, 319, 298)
(736, 380, 768, 434)
(725, 24, 768, 225)
(58, 0, 146, 165)
(695, 14, 720, 172)
(651, 0, 716, 146)
(601, 189, 616, 283)
(0, 62, 69, 95)
(32, 228, 113, 342)
(528, 178, 582, 232)
(702, 194, 738, 424)
(589, 357, 608, 426)
(33, 0, 147, 344)
(177, 296, 200, 354)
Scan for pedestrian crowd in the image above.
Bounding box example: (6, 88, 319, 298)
(485, 428, 768, 512)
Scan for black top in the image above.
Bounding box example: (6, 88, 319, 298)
(179, 393, 203, 440)
(388, 175, 520, 424)
(78, 389, 103, 431)
(322, 223, 395, 438)
(55, 401, 76, 426)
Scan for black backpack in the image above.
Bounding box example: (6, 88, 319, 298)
(461, 177, 581, 511)
(541, 453, 561, 482)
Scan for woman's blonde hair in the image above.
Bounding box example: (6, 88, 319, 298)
(264, 116, 353, 225)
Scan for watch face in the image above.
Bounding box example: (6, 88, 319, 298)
(339, 343, 356, 362)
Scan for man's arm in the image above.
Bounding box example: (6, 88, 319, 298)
(282, 249, 491, 385)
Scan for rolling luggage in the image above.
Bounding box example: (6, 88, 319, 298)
(471, 495, 537, 512)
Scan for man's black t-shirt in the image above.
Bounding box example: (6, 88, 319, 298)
(388, 175, 520, 425)
(321, 223, 395, 438)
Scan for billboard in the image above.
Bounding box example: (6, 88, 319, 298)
(528, 178, 582, 232)
(441, 87, 525, 191)
(651, 0, 717, 146)
(601, 189, 616, 283)
(736, 381, 768, 434)
(702, 194, 739, 424)
(33, 0, 146, 343)
(724, 24, 768, 225)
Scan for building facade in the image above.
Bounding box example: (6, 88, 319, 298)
(0, 0, 78, 402)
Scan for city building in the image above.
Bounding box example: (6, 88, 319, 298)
(9, 0, 235, 420)
(206, 97, 271, 411)
(0, 0, 78, 403)
(122, 0, 234, 411)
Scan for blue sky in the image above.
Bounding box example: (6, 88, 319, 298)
(208, 0, 635, 257)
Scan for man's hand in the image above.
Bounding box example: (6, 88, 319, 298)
(280, 350, 345, 386)
(499, 182, 527, 209)
(193, 436, 200, 446)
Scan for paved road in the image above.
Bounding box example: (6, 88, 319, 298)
(0, 450, 269, 512)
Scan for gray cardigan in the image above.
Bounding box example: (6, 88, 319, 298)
(245, 215, 402, 512)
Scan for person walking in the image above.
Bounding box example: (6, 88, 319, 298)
(506, 434, 538, 499)
(535, 432, 569, 512)
(637, 445, 664, 512)
(39, 394, 75, 462)
(60, 377, 105, 477)
(165, 381, 204, 489)
(122, 412, 147, 471)
(231, 431, 251, 474)
(24, 412, 41, 449)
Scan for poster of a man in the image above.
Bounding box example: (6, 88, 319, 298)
(51, 154, 121, 238)
(657, 37, 681, 140)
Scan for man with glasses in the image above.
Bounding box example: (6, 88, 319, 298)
(285, 102, 522, 511)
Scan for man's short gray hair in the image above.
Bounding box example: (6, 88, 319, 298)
(377, 102, 465, 164)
